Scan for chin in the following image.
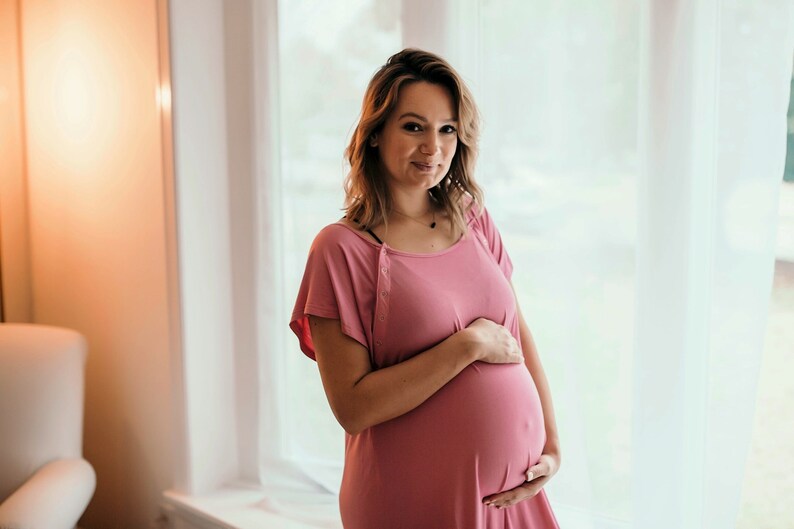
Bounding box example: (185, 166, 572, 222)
(426, 175, 444, 187)
(434, 170, 449, 185)
(431, 178, 445, 189)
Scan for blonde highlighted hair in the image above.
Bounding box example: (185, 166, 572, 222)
(342, 48, 485, 235)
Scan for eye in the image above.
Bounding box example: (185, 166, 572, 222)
(402, 122, 422, 132)
(442, 125, 457, 134)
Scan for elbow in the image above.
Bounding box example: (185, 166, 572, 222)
(342, 423, 363, 436)
(335, 406, 367, 436)
(338, 413, 365, 436)
(330, 384, 374, 435)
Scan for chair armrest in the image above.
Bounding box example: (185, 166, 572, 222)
(0, 458, 96, 529)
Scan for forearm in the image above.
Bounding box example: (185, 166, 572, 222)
(346, 330, 477, 435)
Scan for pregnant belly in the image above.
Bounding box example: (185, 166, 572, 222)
(351, 361, 547, 497)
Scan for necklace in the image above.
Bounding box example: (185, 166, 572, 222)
(392, 206, 437, 229)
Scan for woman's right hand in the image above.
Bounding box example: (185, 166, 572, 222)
(463, 318, 524, 364)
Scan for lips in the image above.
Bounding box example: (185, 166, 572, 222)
(412, 162, 435, 170)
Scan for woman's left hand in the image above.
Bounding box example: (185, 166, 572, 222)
(482, 451, 560, 509)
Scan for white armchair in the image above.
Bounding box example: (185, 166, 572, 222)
(0, 323, 95, 529)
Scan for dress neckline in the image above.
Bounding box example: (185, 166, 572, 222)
(332, 220, 471, 258)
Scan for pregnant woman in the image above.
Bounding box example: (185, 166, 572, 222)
(290, 48, 560, 528)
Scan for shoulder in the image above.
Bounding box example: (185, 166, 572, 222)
(309, 220, 376, 257)
(459, 192, 488, 228)
(304, 222, 378, 284)
(462, 197, 507, 249)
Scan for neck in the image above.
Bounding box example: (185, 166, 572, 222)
(390, 189, 436, 218)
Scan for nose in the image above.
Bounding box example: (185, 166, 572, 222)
(420, 131, 440, 155)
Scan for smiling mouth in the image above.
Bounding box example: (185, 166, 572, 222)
(412, 162, 435, 170)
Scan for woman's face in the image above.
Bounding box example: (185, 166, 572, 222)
(373, 81, 458, 193)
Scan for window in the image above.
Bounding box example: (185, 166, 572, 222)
(279, 0, 642, 520)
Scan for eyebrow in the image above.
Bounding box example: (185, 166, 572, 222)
(398, 112, 458, 123)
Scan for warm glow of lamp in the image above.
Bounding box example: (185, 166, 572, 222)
(25, 18, 127, 177)
(53, 49, 94, 140)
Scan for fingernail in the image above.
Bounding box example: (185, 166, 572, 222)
(527, 471, 534, 480)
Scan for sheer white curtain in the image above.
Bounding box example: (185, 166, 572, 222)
(275, 1, 794, 527)
(633, 2, 793, 529)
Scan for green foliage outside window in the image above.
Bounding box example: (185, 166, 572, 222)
(785, 68, 794, 182)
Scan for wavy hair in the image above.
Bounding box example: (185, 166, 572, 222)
(342, 48, 485, 236)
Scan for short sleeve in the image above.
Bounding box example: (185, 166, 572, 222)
(475, 205, 514, 281)
(289, 227, 370, 362)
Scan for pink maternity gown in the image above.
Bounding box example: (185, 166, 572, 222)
(289, 199, 559, 529)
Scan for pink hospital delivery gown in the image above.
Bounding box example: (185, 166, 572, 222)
(289, 200, 559, 529)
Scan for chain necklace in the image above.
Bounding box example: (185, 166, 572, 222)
(392, 206, 437, 229)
